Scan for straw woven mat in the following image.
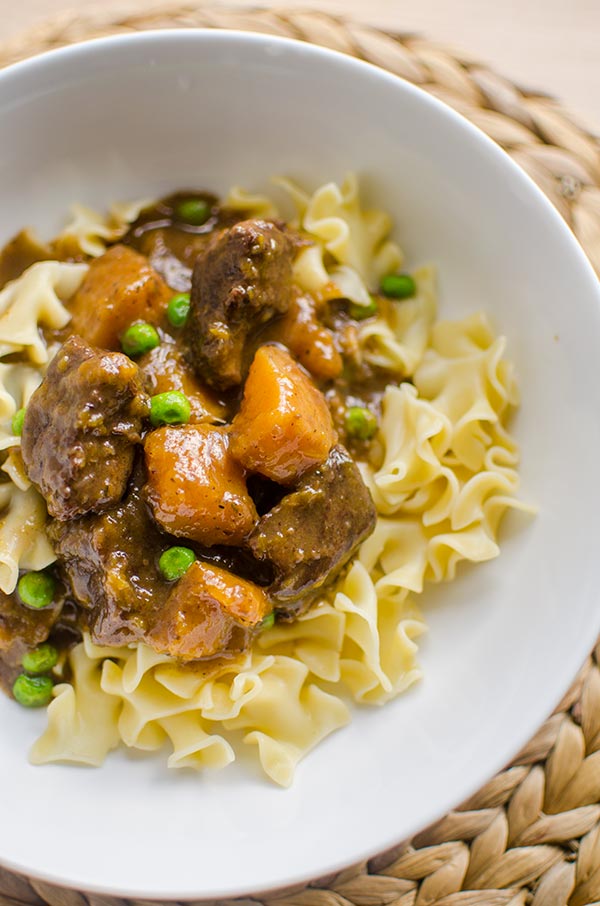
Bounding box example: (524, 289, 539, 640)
(1, 5, 600, 905)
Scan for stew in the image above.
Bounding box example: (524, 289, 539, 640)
(0, 190, 407, 698)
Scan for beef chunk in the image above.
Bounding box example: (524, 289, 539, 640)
(0, 589, 62, 692)
(48, 469, 169, 647)
(248, 445, 377, 615)
(21, 336, 149, 520)
(188, 219, 297, 389)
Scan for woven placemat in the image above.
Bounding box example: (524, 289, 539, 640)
(1, 5, 600, 905)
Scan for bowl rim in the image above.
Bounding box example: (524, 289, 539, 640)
(0, 26, 600, 900)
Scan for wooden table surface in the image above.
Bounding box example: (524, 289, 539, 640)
(3, 0, 600, 133)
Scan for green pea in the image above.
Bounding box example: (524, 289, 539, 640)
(345, 406, 378, 441)
(167, 293, 191, 328)
(150, 390, 191, 427)
(22, 643, 58, 675)
(260, 612, 275, 631)
(159, 546, 196, 581)
(13, 674, 54, 708)
(380, 273, 417, 300)
(17, 571, 56, 609)
(175, 198, 211, 226)
(120, 322, 160, 357)
(348, 297, 378, 321)
(11, 407, 26, 436)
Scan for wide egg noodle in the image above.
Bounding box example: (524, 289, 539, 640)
(277, 172, 402, 284)
(52, 198, 151, 258)
(34, 638, 350, 787)
(30, 637, 123, 766)
(0, 485, 56, 594)
(221, 185, 280, 220)
(107, 645, 350, 786)
(413, 312, 519, 471)
(0, 261, 87, 364)
(277, 173, 403, 308)
(1, 449, 32, 491)
(0, 363, 44, 451)
(24, 177, 531, 784)
(359, 264, 437, 375)
(333, 561, 426, 705)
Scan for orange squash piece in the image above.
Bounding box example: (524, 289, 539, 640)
(144, 425, 257, 545)
(277, 292, 343, 381)
(230, 344, 337, 484)
(149, 560, 270, 660)
(68, 244, 171, 349)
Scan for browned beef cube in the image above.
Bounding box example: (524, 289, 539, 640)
(248, 445, 377, 615)
(188, 219, 296, 389)
(48, 473, 166, 647)
(21, 336, 149, 520)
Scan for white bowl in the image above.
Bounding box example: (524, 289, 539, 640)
(1, 29, 600, 900)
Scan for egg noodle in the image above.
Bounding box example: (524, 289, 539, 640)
(0, 176, 529, 785)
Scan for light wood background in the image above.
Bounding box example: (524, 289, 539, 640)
(3, 0, 600, 132)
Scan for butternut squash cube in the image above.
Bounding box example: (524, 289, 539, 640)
(149, 560, 270, 660)
(278, 292, 343, 381)
(69, 244, 171, 350)
(144, 425, 257, 545)
(230, 344, 336, 484)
